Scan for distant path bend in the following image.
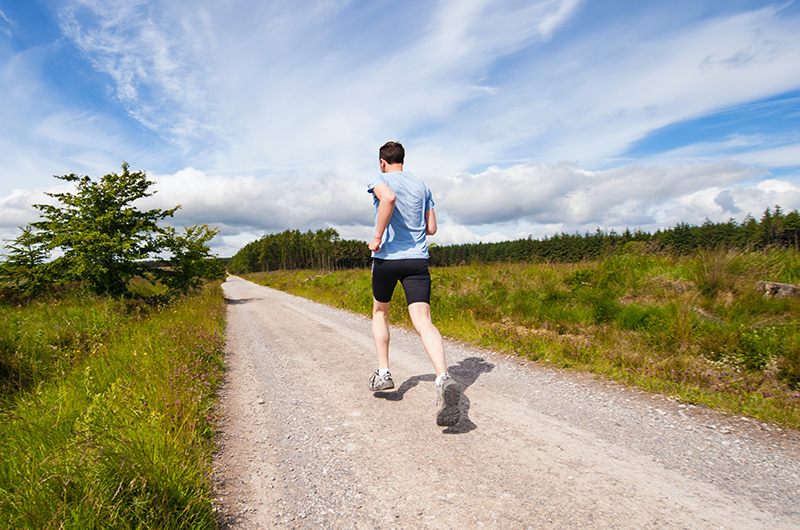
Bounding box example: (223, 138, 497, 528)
(213, 275, 800, 529)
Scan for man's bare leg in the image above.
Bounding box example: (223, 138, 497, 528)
(408, 302, 447, 377)
(372, 299, 391, 370)
(408, 301, 460, 425)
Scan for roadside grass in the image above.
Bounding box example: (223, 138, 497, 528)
(0, 281, 225, 530)
(242, 247, 800, 428)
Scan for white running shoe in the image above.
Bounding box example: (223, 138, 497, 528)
(369, 370, 395, 391)
(435, 375, 461, 426)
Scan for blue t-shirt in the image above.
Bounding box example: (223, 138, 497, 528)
(367, 171, 435, 260)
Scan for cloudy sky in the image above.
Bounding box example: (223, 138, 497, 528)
(1, 0, 799, 256)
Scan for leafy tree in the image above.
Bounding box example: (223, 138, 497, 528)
(0, 225, 51, 295)
(156, 224, 221, 293)
(204, 257, 228, 280)
(32, 163, 179, 295)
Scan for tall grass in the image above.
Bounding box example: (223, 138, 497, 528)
(244, 247, 800, 427)
(0, 282, 225, 529)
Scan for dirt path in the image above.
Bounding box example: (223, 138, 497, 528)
(213, 276, 800, 529)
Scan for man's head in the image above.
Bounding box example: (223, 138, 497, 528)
(379, 141, 405, 166)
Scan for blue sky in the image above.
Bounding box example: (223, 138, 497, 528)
(1, 0, 799, 256)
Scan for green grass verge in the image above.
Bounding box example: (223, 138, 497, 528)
(0, 282, 225, 529)
(243, 248, 800, 428)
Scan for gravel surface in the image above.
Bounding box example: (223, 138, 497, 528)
(213, 275, 800, 529)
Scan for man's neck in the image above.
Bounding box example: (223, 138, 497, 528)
(380, 161, 404, 173)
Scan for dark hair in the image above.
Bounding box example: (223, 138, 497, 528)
(379, 142, 405, 165)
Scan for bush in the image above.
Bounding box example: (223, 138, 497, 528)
(738, 325, 782, 371)
(616, 304, 667, 333)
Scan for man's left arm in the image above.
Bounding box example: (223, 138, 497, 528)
(425, 208, 437, 236)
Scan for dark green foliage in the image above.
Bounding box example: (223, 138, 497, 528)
(617, 304, 668, 333)
(587, 290, 621, 324)
(155, 224, 221, 293)
(203, 257, 227, 280)
(227, 228, 370, 273)
(31, 163, 179, 295)
(0, 225, 50, 295)
(565, 269, 593, 289)
(1, 163, 222, 297)
(429, 205, 800, 266)
(430, 227, 649, 266)
(737, 325, 782, 371)
(777, 333, 800, 388)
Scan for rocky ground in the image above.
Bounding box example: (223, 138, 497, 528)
(213, 275, 800, 529)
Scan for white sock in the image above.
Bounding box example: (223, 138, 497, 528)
(378, 368, 390, 377)
(435, 372, 450, 386)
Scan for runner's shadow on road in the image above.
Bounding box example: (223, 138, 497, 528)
(373, 357, 494, 434)
(372, 374, 433, 401)
(224, 297, 259, 305)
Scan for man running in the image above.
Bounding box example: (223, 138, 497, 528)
(366, 141, 461, 427)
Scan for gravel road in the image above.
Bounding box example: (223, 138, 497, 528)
(213, 275, 800, 529)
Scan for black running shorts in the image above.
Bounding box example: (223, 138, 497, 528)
(371, 258, 431, 305)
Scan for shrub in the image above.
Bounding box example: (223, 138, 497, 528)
(616, 304, 667, 333)
(738, 325, 782, 371)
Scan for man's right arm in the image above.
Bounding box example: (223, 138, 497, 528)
(369, 183, 396, 252)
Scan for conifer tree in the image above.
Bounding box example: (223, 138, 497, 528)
(0, 225, 50, 295)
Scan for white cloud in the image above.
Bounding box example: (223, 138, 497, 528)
(0, 189, 40, 230)
(656, 179, 800, 227)
(212, 230, 265, 259)
(428, 222, 481, 247)
(0, 184, 75, 254)
(435, 160, 762, 227)
(97, 161, 800, 245)
(2, 160, 798, 258)
(428, 224, 515, 247)
(732, 143, 800, 167)
(140, 167, 374, 253)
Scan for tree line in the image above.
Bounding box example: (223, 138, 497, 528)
(226, 228, 371, 274)
(209, 205, 800, 275)
(429, 206, 800, 266)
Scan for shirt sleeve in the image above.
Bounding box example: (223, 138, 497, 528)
(367, 174, 387, 193)
(425, 186, 435, 210)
